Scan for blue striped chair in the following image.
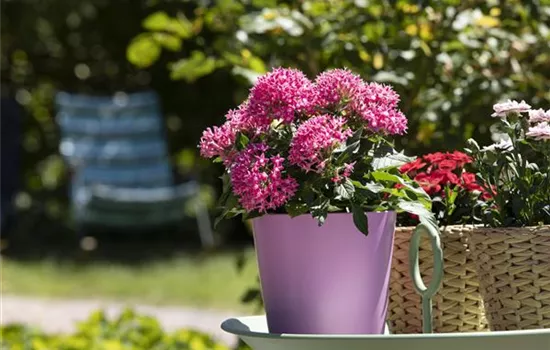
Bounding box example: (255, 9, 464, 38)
(56, 91, 214, 246)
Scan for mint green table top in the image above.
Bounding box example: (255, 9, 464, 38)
(221, 316, 550, 350)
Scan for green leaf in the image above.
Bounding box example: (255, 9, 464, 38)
(152, 33, 182, 51)
(142, 11, 171, 31)
(143, 11, 193, 39)
(466, 138, 480, 152)
(231, 66, 262, 85)
(334, 127, 363, 161)
(334, 178, 355, 200)
(126, 34, 161, 68)
(249, 56, 266, 73)
(167, 15, 194, 38)
(310, 197, 330, 226)
(352, 203, 369, 236)
(369, 171, 430, 202)
(372, 151, 415, 170)
(352, 180, 384, 193)
(370, 171, 401, 183)
(237, 132, 249, 150)
(285, 202, 309, 217)
(371, 71, 409, 86)
(397, 200, 432, 219)
(169, 51, 217, 82)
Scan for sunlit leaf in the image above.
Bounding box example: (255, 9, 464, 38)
(169, 51, 218, 82)
(126, 34, 161, 68)
(142, 11, 170, 31)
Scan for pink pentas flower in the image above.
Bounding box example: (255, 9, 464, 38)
(359, 82, 400, 108)
(528, 109, 550, 124)
(331, 162, 356, 183)
(491, 99, 531, 117)
(199, 122, 235, 159)
(246, 67, 317, 126)
(526, 122, 550, 141)
(230, 143, 299, 212)
(354, 102, 408, 135)
(315, 69, 364, 108)
(288, 115, 353, 173)
(199, 107, 251, 163)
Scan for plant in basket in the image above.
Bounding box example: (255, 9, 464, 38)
(388, 151, 491, 334)
(199, 67, 437, 335)
(399, 150, 490, 227)
(464, 100, 550, 331)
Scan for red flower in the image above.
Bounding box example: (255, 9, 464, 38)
(401, 151, 487, 198)
(462, 172, 493, 199)
(414, 172, 443, 194)
(399, 158, 426, 174)
(449, 151, 472, 167)
(462, 172, 476, 185)
(422, 152, 446, 164)
(432, 169, 460, 185)
(439, 159, 458, 171)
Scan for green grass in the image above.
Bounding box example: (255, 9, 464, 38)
(1, 249, 259, 311)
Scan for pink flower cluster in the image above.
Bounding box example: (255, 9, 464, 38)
(199, 107, 251, 164)
(315, 69, 406, 135)
(198, 67, 409, 213)
(315, 69, 364, 108)
(230, 143, 299, 212)
(289, 115, 353, 172)
(246, 67, 317, 126)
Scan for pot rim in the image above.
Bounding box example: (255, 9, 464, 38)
(253, 210, 396, 218)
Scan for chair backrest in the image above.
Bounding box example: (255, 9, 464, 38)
(56, 91, 173, 188)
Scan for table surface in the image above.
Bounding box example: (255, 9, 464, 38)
(221, 316, 550, 350)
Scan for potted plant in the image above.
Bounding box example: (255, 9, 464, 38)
(465, 100, 550, 331)
(389, 151, 490, 334)
(199, 67, 437, 334)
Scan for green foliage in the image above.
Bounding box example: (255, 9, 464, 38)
(128, 0, 550, 153)
(466, 108, 550, 227)
(1, 309, 243, 350)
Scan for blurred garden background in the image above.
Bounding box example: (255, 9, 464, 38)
(1, 0, 550, 348)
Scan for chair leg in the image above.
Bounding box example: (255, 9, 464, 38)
(194, 200, 215, 248)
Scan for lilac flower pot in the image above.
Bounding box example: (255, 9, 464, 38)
(252, 211, 396, 334)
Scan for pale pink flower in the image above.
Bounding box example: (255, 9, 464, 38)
(246, 67, 317, 126)
(230, 143, 298, 212)
(288, 115, 353, 173)
(491, 99, 531, 117)
(528, 109, 550, 124)
(481, 139, 513, 153)
(526, 122, 550, 141)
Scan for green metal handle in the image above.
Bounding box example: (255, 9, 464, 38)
(408, 223, 444, 334)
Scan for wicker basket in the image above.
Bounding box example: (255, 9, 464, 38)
(388, 225, 488, 333)
(467, 226, 550, 331)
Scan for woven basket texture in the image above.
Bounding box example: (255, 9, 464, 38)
(388, 225, 488, 334)
(468, 225, 550, 331)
